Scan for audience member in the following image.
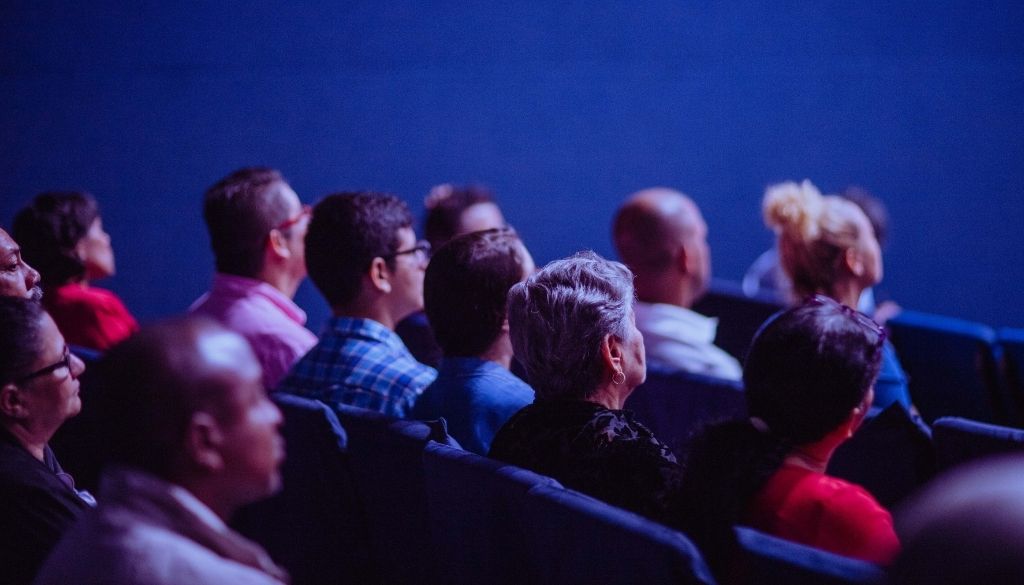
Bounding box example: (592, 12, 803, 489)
(489, 251, 679, 520)
(891, 455, 1024, 585)
(34, 317, 288, 585)
(0, 228, 42, 300)
(12, 192, 138, 350)
(412, 228, 535, 454)
(190, 167, 317, 389)
(612, 187, 741, 381)
(398, 183, 508, 367)
(0, 297, 92, 585)
(672, 296, 899, 574)
(761, 179, 912, 411)
(277, 192, 437, 418)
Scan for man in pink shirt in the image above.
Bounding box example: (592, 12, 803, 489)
(190, 167, 317, 389)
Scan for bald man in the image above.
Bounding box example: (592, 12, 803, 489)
(35, 318, 288, 585)
(612, 188, 741, 381)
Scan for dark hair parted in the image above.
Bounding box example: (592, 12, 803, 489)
(672, 295, 885, 573)
(507, 250, 635, 401)
(93, 317, 241, 478)
(305, 192, 413, 307)
(12, 191, 99, 287)
(423, 184, 497, 250)
(425, 228, 529, 357)
(202, 167, 293, 278)
(0, 297, 47, 386)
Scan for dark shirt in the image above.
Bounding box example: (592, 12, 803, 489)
(0, 428, 91, 585)
(489, 400, 681, 521)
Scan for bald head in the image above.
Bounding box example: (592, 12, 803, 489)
(612, 188, 710, 305)
(97, 317, 263, 477)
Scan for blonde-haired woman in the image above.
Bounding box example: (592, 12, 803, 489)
(762, 180, 911, 411)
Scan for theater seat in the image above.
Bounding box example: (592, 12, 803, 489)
(520, 484, 716, 584)
(886, 310, 1003, 425)
(421, 442, 561, 585)
(625, 365, 746, 457)
(998, 327, 1024, 422)
(334, 404, 455, 585)
(932, 416, 1024, 472)
(829, 403, 935, 508)
(232, 394, 374, 585)
(731, 526, 886, 585)
(692, 278, 785, 362)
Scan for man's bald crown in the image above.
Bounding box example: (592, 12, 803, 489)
(612, 188, 701, 274)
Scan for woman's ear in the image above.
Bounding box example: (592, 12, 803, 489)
(600, 333, 624, 373)
(0, 384, 27, 419)
(844, 247, 865, 277)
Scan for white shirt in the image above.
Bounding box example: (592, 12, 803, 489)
(634, 301, 743, 381)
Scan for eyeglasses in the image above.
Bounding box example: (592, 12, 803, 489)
(383, 240, 432, 263)
(16, 345, 75, 384)
(274, 204, 312, 232)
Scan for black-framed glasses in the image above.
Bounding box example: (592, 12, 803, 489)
(805, 294, 887, 349)
(382, 240, 431, 262)
(16, 345, 74, 384)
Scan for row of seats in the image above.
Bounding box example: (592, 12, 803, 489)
(235, 394, 893, 585)
(694, 282, 1024, 428)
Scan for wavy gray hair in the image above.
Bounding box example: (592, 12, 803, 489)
(507, 250, 636, 401)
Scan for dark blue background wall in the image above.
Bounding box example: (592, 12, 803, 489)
(3, 1, 1022, 330)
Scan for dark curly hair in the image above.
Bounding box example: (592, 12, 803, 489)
(12, 191, 99, 287)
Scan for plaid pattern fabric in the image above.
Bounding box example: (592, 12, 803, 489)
(276, 317, 437, 418)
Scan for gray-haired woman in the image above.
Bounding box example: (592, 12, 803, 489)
(488, 251, 679, 520)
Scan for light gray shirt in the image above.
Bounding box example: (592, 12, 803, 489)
(634, 301, 743, 381)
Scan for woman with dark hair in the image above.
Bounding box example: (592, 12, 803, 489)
(0, 297, 93, 585)
(672, 296, 899, 573)
(13, 191, 138, 350)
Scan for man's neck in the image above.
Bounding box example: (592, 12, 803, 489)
(476, 334, 515, 370)
(635, 274, 695, 309)
(333, 301, 399, 331)
(257, 268, 301, 300)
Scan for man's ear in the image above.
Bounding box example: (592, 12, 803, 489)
(0, 384, 27, 419)
(674, 243, 691, 276)
(367, 257, 392, 294)
(844, 247, 865, 277)
(265, 229, 291, 261)
(185, 412, 225, 472)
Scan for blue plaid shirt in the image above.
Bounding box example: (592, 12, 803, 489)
(276, 316, 437, 418)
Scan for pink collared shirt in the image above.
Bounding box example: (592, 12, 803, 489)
(190, 274, 317, 389)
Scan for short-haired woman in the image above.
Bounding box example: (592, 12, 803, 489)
(762, 180, 911, 411)
(489, 251, 679, 520)
(672, 296, 900, 573)
(0, 297, 93, 584)
(13, 191, 138, 350)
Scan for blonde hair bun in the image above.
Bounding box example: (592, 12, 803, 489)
(763, 179, 824, 240)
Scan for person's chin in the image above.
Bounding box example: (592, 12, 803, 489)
(28, 286, 43, 301)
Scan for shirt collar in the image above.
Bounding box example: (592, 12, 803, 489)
(210, 273, 308, 325)
(634, 301, 719, 343)
(325, 316, 406, 351)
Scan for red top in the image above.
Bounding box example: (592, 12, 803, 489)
(745, 464, 900, 565)
(44, 283, 139, 351)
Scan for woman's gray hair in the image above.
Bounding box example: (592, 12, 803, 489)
(507, 250, 636, 401)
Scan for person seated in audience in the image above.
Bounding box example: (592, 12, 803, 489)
(489, 251, 680, 520)
(0, 227, 43, 300)
(34, 317, 288, 585)
(397, 183, 508, 367)
(612, 187, 742, 381)
(190, 167, 317, 389)
(672, 296, 899, 573)
(277, 192, 437, 418)
(761, 179, 912, 411)
(412, 227, 536, 454)
(12, 191, 138, 350)
(892, 455, 1024, 585)
(744, 185, 901, 324)
(0, 297, 93, 585)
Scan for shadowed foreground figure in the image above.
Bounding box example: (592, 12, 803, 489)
(35, 318, 289, 585)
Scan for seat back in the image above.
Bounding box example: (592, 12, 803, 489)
(829, 403, 935, 508)
(519, 484, 717, 584)
(731, 527, 886, 585)
(998, 327, 1024, 423)
(233, 394, 374, 585)
(887, 310, 1002, 424)
(334, 404, 451, 584)
(421, 442, 561, 585)
(693, 279, 784, 362)
(626, 365, 746, 457)
(932, 416, 1024, 472)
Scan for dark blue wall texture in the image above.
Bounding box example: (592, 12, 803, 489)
(2, 2, 1022, 330)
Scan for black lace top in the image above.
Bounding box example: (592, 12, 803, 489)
(489, 399, 681, 521)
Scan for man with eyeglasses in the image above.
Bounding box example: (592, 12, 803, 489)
(190, 167, 317, 390)
(276, 192, 437, 418)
